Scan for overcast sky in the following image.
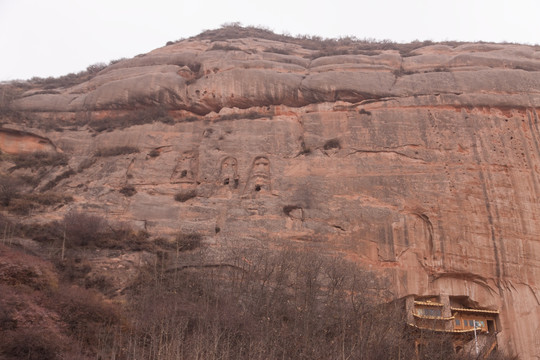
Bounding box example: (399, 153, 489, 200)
(1, 0, 539, 81)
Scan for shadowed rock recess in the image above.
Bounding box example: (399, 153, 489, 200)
(1, 26, 540, 357)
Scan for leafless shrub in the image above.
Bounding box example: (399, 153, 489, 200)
(323, 138, 341, 150)
(0, 304, 16, 331)
(95, 226, 151, 251)
(10, 152, 68, 169)
(174, 190, 197, 202)
(17, 174, 39, 187)
(88, 106, 174, 132)
(25, 192, 73, 206)
(119, 247, 413, 360)
(41, 169, 75, 191)
(1, 327, 64, 360)
(193, 25, 475, 58)
(119, 185, 137, 197)
(359, 108, 372, 115)
(109, 57, 126, 66)
(298, 140, 312, 155)
(26, 89, 61, 96)
(393, 67, 417, 77)
(310, 48, 352, 59)
(182, 116, 199, 122)
(148, 149, 160, 158)
(415, 332, 460, 360)
(86, 62, 107, 74)
(174, 233, 202, 251)
(26, 62, 108, 90)
(0, 213, 10, 233)
(0, 245, 123, 360)
(15, 221, 63, 243)
(2, 191, 72, 216)
(187, 62, 201, 73)
(47, 285, 121, 354)
(0, 85, 25, 108)
(84, 274, 115, 293)
(485, 350, 519, 360)
(433, 66, 450, 72)
(0, 176, 21, 206)
(56, 258, 92, 283)
(283, 205, 301, 216)
(94, 146, 139, 157)
(63, 211, 108, 247)
(263, 47, 292, 55)
(210, 43, 242, 51)
(0, 249, 57, 291)
(218, 111, 267, 121)
(5, 198, 36, 215)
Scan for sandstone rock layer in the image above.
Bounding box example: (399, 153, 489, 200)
(1, 29, 540, 358)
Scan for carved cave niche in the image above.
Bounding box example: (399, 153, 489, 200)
(219, 156, 239, 189)
(170, 150, 199, 185)
(242, 155, 271, 197)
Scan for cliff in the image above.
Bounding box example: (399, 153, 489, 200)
(1, 26, 540, 357)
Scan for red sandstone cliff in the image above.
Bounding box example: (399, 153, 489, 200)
(1, 26, 540, 358)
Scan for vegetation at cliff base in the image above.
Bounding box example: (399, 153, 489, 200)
(0, 231, 514, 359)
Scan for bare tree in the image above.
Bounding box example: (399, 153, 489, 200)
(118, 245, 418, 360)
(0, 176, 20, 207)
(62, 210, 107, 247)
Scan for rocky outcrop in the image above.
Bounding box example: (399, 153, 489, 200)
(1, 28, 540, 358)
(10, 38, 540, 114)
(0, 128, 58, 155)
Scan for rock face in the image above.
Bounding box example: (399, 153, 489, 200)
(1, 28, 540, 358)
(0, 128, 58, 154)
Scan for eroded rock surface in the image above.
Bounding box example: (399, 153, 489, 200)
(0, 128, 58, 154)
(1, 29, 540, 358)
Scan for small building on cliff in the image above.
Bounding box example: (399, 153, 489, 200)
(404, 294, 500, 358)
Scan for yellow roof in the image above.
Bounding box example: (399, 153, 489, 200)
(451, 307, 499, 314)
(414, 301, 443, 307)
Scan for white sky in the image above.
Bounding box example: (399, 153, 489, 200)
(1, 0, 539, 81)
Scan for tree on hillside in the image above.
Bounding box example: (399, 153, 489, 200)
(0, 176, 20, 207)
